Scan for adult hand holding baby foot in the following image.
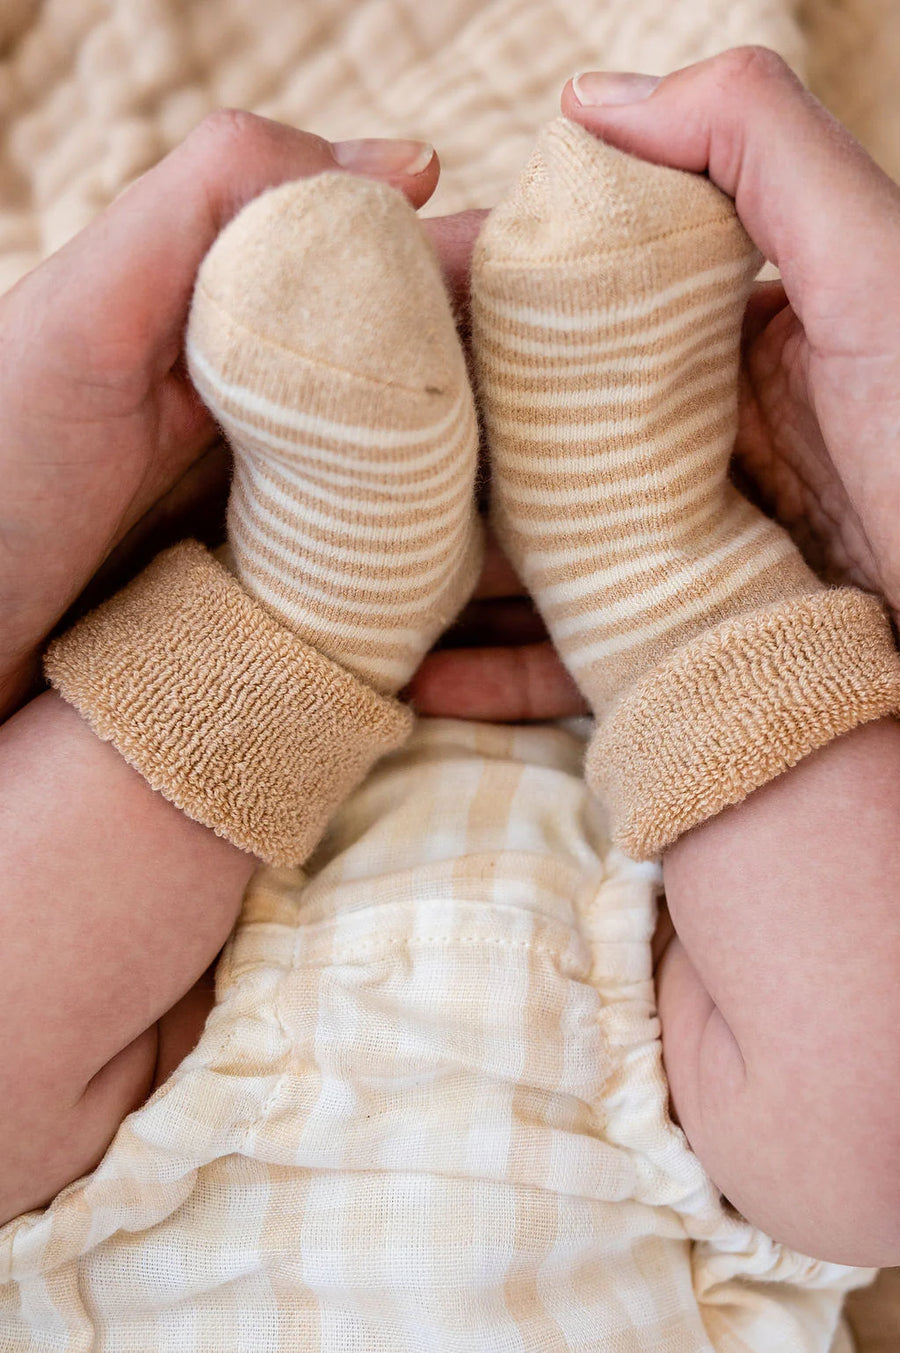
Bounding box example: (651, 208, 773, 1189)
(414, 57, 900, 724)
(562, 46, 900, 623)
(536, 52, 900, 1261)
(0, 112, 439, 721)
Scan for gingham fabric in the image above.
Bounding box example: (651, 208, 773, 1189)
(0, 720, 872, 1349)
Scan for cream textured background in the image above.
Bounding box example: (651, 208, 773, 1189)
(1, 0, 893, 294)
(0, 0, 898, 1345)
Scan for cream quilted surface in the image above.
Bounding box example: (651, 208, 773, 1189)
(0, 0, 808, 291)
(0, 1, 897, 1347)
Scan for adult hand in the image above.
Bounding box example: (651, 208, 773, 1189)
(406, 526, 588, 722)
(412, 210, 589, 723)
(0, 113, 440, 717)
(561, 47, 900, 627)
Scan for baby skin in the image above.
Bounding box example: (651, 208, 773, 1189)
(2, 120, 900, 1280)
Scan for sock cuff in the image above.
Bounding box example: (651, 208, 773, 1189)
(44, 540, 414, 866)
(586, 588, 900, 859)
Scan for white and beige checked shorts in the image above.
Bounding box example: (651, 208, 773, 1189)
(0, 719, 871, 1350)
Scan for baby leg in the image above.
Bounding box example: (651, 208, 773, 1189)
(2, 175, 481, 1223)
(473, 119, 900, 1265)
(0, 690, 253, 1222)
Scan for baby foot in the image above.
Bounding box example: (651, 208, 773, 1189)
(187, 173, 483, 695)
(472, 121, 900, 859)
(472, 118, 811, 715)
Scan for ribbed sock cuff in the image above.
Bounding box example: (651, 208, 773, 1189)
(44, 541, 414, 866)
(586, 588, 900, 860)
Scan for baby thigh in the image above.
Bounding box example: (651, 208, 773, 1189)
(658, 717, 900, 1268)
(0, 690, 253, 1223)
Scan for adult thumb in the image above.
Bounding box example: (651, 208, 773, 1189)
(561, 47, 900, 348)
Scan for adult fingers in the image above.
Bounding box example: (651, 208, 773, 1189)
(407, 643, 589, 722)
(561, 47, 900, 347)
(422, 208, 488, 321)
(741, 279, 789, 351)
(11, 113, 440, 390)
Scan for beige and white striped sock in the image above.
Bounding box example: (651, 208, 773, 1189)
(473, 117, 815, 713)
(473, 119, 900, 855)
(186, 173, 483, 696)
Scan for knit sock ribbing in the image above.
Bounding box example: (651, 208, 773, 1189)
(473, 119, 900, 856)
(186, 173, 483, 696)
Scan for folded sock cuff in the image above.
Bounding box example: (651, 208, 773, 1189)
(586, 588, 900, 860)
(44, 540, 414, 865)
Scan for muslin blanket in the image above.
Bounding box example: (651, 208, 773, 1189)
(0, 0, 898, 1347)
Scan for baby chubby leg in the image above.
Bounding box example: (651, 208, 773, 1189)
(3, 175, 482, 1224)
(472, 119, 900, 1264)
(0, 689, 253, 1223)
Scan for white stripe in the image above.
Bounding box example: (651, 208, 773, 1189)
(212, 388, 475, 478)
(238, 540, 459, 621)
(524, 492, 752, 608)
(240, 456, 467, 549)
(497, 439, 716, 506)
(536, 549, 679, 607)
(233, 493, 465, 583)
(188, 339, 471, 452)
(499, 428, 731, 509)
(231, 422, 473, 495)
(476, 253, 751, 330)
(250, 448, 471, 519)
(495, 441, 714, 508)
(242, 555, 427, 650)
(232, 468, 470, 562)
(518, 491, 723, 572)
(503, 480, 718, 554)
(233, 502, 470, 606)
(485, 374, 735, 444)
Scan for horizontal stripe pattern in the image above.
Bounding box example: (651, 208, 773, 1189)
(186, 178, 481, 695)
(473, 120, 812, 712)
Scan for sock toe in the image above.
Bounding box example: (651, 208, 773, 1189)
(188, 174, 467, 414)
(476, 118, 761, 281)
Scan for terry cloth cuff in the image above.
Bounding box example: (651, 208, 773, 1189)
(586, 588, 900, 860)
(44, 540, 414, 866)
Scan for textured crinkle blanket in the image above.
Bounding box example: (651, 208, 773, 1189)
(0, 0, 899, 1349)
(0, 0, 899, 293)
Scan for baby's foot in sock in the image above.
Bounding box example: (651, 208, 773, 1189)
(186, 174, 483, 695)
(473, 118, 814, 716)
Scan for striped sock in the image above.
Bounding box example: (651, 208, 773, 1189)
(473, 117, 814, 716)
(186, 173, 483, 696)
(473, 120, 900, 856)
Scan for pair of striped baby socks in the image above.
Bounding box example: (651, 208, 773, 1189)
(47, 120, 900, 869)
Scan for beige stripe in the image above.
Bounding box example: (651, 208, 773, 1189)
(476, 321, 739, 383)
(476, 250, 752, 327)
